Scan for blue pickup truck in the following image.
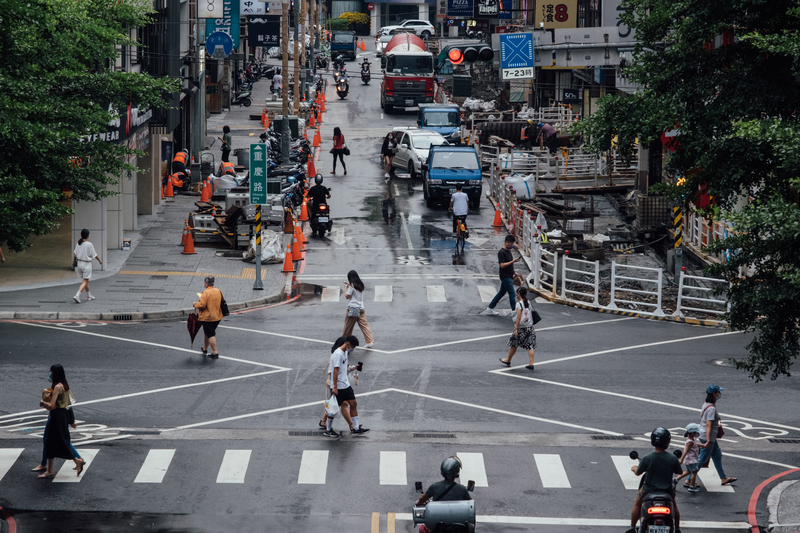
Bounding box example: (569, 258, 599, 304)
(417, 104, 461, 144)
(329, 31, 357, 61)
(421, 145, 482, 208)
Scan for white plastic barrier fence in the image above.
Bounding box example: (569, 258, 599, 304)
(560, 252, 600, 307)
(530, 245, 559, 299)
(672, 270, 728, 318)
(606, 261, 665, 316)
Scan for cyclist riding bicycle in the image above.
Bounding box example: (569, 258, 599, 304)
(449, 184, 469, 237)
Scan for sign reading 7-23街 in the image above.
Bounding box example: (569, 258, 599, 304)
(500, 33, 535, 80)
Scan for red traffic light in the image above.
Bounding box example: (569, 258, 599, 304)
(448, 48, 464, 65)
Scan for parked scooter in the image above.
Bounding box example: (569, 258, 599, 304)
(231, 91, 252, 107)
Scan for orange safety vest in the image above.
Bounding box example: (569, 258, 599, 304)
(520, 126, 529, 140)
(169, 173, 184, 188)
(173, 152, 188, 165)
(220, 161, 235, 175)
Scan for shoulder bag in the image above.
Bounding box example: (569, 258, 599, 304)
(347, 305, 360, 317)
(220, 291, 230, 317)
(701, 404, 724, 438)
(343, 144, 351, 156)
(531, 306, 542, 325)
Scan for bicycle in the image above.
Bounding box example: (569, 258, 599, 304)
(454, 215, 468, 253)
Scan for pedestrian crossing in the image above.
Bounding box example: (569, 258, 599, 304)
(0, 446, 737, 492)
(316, 284, 508, 304)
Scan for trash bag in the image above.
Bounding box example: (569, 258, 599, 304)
(242, 229, 284, 263)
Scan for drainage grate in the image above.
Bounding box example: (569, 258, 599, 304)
(769, 438, 800, 444)
(413, 433, 456, 439)
(289, 430, 322, 437)
(113, 315, 133, 321)
(123, 430, 161, 435)
(150, 275, 169, 279)
(591, 435, 633, 440)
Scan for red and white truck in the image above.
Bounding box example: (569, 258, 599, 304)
(380, 33, 435, 114)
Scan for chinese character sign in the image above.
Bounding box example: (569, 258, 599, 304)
(201, 0, 224, 18)
(534, 0, 577, 28)
(248, 17, 280, 48)
(250, 144, 268, 204)
(241, 0, 265, 15)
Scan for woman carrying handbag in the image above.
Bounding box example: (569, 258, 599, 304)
(35, 364, 85, 478)
(499, 287, 539, 370)
(331, 127, 347, 175)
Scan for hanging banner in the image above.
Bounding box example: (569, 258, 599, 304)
(447, 0, 474, 17)
(534, 0, 578, 29)
(205, 0, 241, 50)
(201, 0, 224, 19)
(241, 0, 265, 15)
(498, 0, 512, 19)
(248, 16, 280, 47)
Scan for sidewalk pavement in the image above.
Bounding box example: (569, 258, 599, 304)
(769, 476, 800, 533)
(0, 194, 293, 321)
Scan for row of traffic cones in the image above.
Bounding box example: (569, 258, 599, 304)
(282, 213, 308, 272)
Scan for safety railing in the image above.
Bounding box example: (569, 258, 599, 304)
(529, 244, 559, 299)
(480, 144, 501, 169)
(606, 261, 665, 316)
(560, 252, 600, 307)
(672, 270, 728, 318)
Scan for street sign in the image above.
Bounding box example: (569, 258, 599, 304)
(500, 33, 535, 80)
(250, 143, 268, 205)
(475, 0, 498, 17)
(206, 31, 234, 58)
(447, 0, 473, 18)
(367, 3, 374, 11)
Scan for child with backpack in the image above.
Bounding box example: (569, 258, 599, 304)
(499, 287, 537, 370)
(675, 422, 703, 492)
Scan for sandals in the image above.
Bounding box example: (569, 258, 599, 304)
(721, 477, 737, 485)
(76, 459, 85, 477)
(31, 465, 47, 472)
(37, 471, 55, 479)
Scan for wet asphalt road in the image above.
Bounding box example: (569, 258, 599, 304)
(2, 52, 800, 533)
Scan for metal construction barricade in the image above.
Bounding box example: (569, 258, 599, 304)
(672, 270, 729, 318)
(606, 261, 665, 316)
(530, 245, 559, 299)
(560, 252, 600, 307)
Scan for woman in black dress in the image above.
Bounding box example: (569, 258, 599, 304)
(37, 364, 84, 478)
(380, 132, 397, 178)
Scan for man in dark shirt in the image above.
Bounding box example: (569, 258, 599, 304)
(307, 176, 330, 210)
(536, 122, 558, 154)
(415, 457, 472, 533)
(628, 428, 683, 533)
(486, 235, 520, 315)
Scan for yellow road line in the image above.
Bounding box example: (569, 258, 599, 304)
(118, 268, 265, 280)
(387, 512, 395, 533)
(371, 512, 380, 533)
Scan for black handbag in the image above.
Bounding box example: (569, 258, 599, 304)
(66, 407, 75, 425)
(220, 297, 230, 317)
(531, 307, 542, 325)
(343, 145, 351, 156)
(73, 257, 78, 269)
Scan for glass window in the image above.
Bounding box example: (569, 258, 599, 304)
(333, 33, 354, 44)
(431, 151, 479, 170)
(411, 135, 446, 150)
(386, 55, 433, 74)
(423, 112, 459, 127)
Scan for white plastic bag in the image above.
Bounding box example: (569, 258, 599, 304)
(242, 229, 283, 263)
(325, 395, 340, 418)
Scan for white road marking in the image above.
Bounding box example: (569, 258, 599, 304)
(393, 184, 400, 195)
(298, 450, 328, 484)
(398, 212, 413, 248)
(466, 236, 488, 247)
(534, 454, 571, 488)
(394, 513, 749, 529)
(0, 448, 23, 482)
(134, 449, 175, 483)
(331, 228, 352, 245)
(426, 285, 446, 302)
(380, 451, 407, 485)
(697, 467, 735, 492)
(610, 456, 640, 490)
(321, 286, 340, 302)
(478, 285, 496, 303)
(216, 449, 252, 483)
(219, 325, 392, 354)
(374, 285, 393, 302)
(408, 214, 422, 224)
(457, 452, 489, 487)
(297, 274, 495, 280)
(53, 448, 98, 483)
(535, 296, 555, 304)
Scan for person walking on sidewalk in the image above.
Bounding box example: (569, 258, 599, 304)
(329, 335, 369, 436)
(499, 287, 536, 370)
(72, 229, 102, 304)
(36, 364, 85, 478)
(331, 127, 347, 175)
(697, 384, 737, 486)
(381, 132, 397, 178)
(218, 125, 232, 163)
(193, 276, 223, 359)
(486, 235, 521, 315)
(343, 270, 374, 348)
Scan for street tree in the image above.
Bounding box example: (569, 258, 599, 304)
(0, 0, 178, 253)
(576, 0, 800, 380)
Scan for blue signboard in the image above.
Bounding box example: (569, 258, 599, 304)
(500, 33, 534, 80)
(498, 0, 512, 19)
(205, 0, 240, 51)
(447, 0, 473, 17)
(206, 31, 234, 57)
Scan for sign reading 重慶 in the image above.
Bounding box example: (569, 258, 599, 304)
(500, 33, 535, 80)
(250, 143, 268, 204)
(534, 0, 578, 29)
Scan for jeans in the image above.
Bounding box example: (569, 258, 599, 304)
(40, 414, 81, 466)
(221, 149, 231, 163)
(489, 277, 516, 310)
(332, 149, 346, 172)
(697, 438, 726, 479)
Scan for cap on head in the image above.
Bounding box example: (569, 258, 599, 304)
(527, 119, 533, 125)
(706, 384, 724, 394)
(684, 423, 701, 437)
(537, 123, 544, 128)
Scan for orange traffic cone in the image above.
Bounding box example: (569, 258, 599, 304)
(161, 181, 165, 200)
(295, 218, 308, 246)
(264, 113, 270, 129)
(291, 224, 302, 260)
(261, 110, 266, 125)
(200, 179, 210, 202)
(320, 99, 326, 112)
(304, 129, 308, 140)
(312, 129, 321, 147)
(299, 196, 309, 221)
(180, 219, 189, 246)
(307, 158, 317, 178)
(492, 202, 503, 227)
(361, 40, 366, 51)
(309, 113, 316, 129)
(165, 178, 174, 198)
(181, 226, 197, 255)
(281, 243, 295, 272)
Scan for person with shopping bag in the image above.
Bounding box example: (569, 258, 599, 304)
(327, 335, 368, 436)
(499, 287, 539, 370)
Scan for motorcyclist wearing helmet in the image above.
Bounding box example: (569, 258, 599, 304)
(308, 174, 331, 210)
(627, 428, 683, 533)
(415, 457, 472, 532)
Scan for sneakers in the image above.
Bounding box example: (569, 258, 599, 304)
(87, 295, 96, 301)
(72, 295, 81, 304)
(486, 307, 499, 315)
(351, 427, 370, 434)
(365, 342, 375, 348)
(687, 485, 701, 492)
(323, 429, 340, 438)
(209, 353, 219, 359)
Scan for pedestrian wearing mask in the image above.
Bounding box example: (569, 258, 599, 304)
(328, 335, 369, 436)
(499, 287, 536, 370)
(343, 270, 374, 348)
(381, 132, 397, 178)
(486, 235, 521, 315)
(698, 384, 737, 486)
(73, 229, 102, 304)
(36, 364, 85, 478)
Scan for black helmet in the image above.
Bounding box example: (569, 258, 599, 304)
(651, 427, 671, 448)
(440, 456, 462, 479)
(315, 174, 323, 185)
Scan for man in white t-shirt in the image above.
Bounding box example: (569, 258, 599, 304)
(272, 69, 283, 96)
(449, 183, 469, 235)
(327, 335, 370, 437)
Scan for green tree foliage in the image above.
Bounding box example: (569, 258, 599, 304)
(340, 12, 370, 35)
(0, 0, 178, 252)
(577, 0, 800, 380)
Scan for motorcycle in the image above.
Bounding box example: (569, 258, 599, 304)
(309, 201, 333, 238)
(231, 91, 252, 107)
(361, 64, 370, 84)
(629, 450, 681, 533)
(412, 479, 476, 533)
(315, 52, 329, 70)
(336, 76, 349, 99)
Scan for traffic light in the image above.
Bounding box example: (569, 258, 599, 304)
(442, 43, 494, 65)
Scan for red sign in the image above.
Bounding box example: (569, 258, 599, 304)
(367, 2, 374, 10)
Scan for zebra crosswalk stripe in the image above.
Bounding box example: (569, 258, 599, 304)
(298, 450, 328, 484)
(374, 285, 393, 302)
(696, 467, 735, 492)
(457, 452, 489, 487)
(134, 449, 175, 483)
(379, 451, 407, 485)
(321, 287, 340, 302)
(534, 453, 571, 488)
(426, 285, 447, 302)
(478, 285, 497, 303)
(53, 448, 99, 483)
(610, 455, 640, 490)
(217, 449, 252, 484)
(0, 448, 24, 483)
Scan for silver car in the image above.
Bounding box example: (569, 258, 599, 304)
(391, 128, 448, 179)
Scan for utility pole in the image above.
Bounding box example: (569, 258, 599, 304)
(299, 0, 306, 101)
(292, 0, 301, 115)
(281, 0, 291, 163)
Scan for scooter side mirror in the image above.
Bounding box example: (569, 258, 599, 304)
(414, 481, 423, 493)
(467, 480, 475, 492)
(629, 451, 639, 460)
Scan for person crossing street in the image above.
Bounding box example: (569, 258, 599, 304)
(486, 236, 521, 315)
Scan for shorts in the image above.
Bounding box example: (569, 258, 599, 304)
(201, 320, 220, 338)
(77, 261, 92, 280)
(335, 386, 356, 406)
(685, 463, 700, 473)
